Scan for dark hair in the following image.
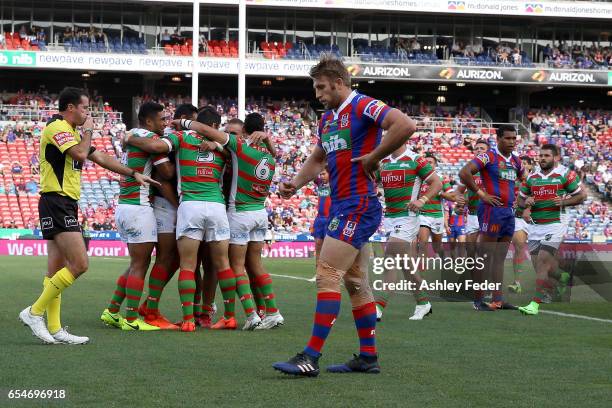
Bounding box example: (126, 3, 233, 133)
(309, 55, 351, 87)
(540, 143, 559, 156)
(244, 113, 265, 135)
(475, 139, 489, 147)
(520, 155, 534, 165)
(173, 103, 198, 120)
(424, 152, 438, 163)
(137, 102, 164, 125)
(227, 118, 244, 127)
(196, 106, 221, 127)
(496, 124, 517, 138)
(58, 87, 88, 111)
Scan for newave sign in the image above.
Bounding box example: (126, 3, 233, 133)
(32, 52, 317, 76)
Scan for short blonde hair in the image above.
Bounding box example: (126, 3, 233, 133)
(309, 55, 351, 87)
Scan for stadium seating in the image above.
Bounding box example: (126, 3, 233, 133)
(64, 37, 147, 55)
(1, 32, 47, 52)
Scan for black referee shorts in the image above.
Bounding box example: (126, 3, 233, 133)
(38, 193, 81, 240)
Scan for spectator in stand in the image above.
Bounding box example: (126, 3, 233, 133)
(160, 29, 172, 46)
(19, 25, 29, 40)
(25, 179, 38, 195)
(11, 161, 22, 174)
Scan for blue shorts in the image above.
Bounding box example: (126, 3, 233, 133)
(326, 196, 382, 250)
(477, 204, 515, 238)
(449, 225, 466, 239)
(312, 216, 329, 240)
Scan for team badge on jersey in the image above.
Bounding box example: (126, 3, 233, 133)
(340, 113, 349, 128)
(363, 100, 387, 121)
(342, 221, 357, 237)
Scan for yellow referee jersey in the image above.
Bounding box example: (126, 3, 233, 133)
(40, 115, 83, 201)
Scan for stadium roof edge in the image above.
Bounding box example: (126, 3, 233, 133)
(134, 0, 612, 20)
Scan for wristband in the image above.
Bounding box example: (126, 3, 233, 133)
(83, 128, 93, 134)
(420, 196, 429, 203)
(180, 119, 193, 130)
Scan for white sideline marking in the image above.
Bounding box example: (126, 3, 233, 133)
(270, 273, 612, 324)
(539, 310, 612, 324)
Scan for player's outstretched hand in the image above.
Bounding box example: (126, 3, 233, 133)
(552, 196, 566, 207)
(478, 190, 502, 207)
(351, 153, 379, 181)
(248, 131, 268, 146)
(134, 172, 161, 188)
(279, 181, 297, 199)
(524, 197, 535, 207)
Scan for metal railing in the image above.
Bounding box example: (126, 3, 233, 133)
(0, 104, 122, 124)
(411, 116, 493, 135)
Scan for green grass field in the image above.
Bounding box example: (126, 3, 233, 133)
(1, 256, 611, 407)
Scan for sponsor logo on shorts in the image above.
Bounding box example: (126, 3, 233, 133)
(53, 132, 75, 146)
(342, 221, 357, 237)
(197, 167, 213, 177)
(328, 217, 340, 232)
(544, 233, 552, 241)
(64, 216, 79, 228)
(41, 217, 53, 230)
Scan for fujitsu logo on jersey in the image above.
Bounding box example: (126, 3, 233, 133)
(381, 170, 404, 187)
(197, 168, 213, 177)
(321, 134, 349, 154)
(533, 187, 557, 198)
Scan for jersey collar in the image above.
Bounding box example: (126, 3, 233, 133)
(493, 147, 513, 162)
(388, 147, 411, 163)
(332, 90, 358, 120)
(536, 164, 562, 179)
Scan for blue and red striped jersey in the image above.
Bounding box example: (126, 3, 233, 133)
(448, 202, 466, 227)
(471, 148, 523, 208)
(317, 91, 391, 201)
(317, 183, 331, 218)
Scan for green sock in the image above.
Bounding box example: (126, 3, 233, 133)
(125, 276, 144, 322)
(178, 269, 196, 322)
(108, 274, 128, 313)
(146, 264, 170, 311)
(256, 273, 278, 314)
(218, 268, 236, 319)
(235, 273, 256, 315)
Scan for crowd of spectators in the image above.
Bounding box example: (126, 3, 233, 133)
(543, 43, 612, 70)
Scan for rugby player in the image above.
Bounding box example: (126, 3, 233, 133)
(273, 56, 416, 376)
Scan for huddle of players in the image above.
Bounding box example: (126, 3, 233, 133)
(366, 125, 585, 318)
(99, 102, 284, 332)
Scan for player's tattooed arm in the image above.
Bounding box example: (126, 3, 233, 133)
(124, 131, 172, 154)
(407, 173, 442, 212)
(248, 131, 276, 157)
(459, 161, 502, 206)
(175, 119, 230, 146)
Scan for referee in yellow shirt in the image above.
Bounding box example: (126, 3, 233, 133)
(19, 87, 159, 344)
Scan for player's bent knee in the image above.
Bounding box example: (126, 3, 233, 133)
(315, 261, 344, 293)
(344, 266, 374, 307)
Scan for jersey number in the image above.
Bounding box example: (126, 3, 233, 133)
(255, 158, 271, 180)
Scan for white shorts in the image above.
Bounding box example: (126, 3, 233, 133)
(153, 197, 177, 234)
(466, 214, 480, 235)
(176, 201, 230, 242)
(228, 208, 268, 245)
(528, 223, 567, 254)
(384, 216, 419, 242)
(514, 217, 529, 234)
(419, 215, 445, 235)
(115, 204, 158, 244)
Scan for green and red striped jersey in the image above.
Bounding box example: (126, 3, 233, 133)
(519, 165, 581, 224)
(378, 150, 434, 218)
(225, 133, 275, 212)
(119, 128, 168, 206)
(164, 130, 225, 203)
(419, 175, 452, 218)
